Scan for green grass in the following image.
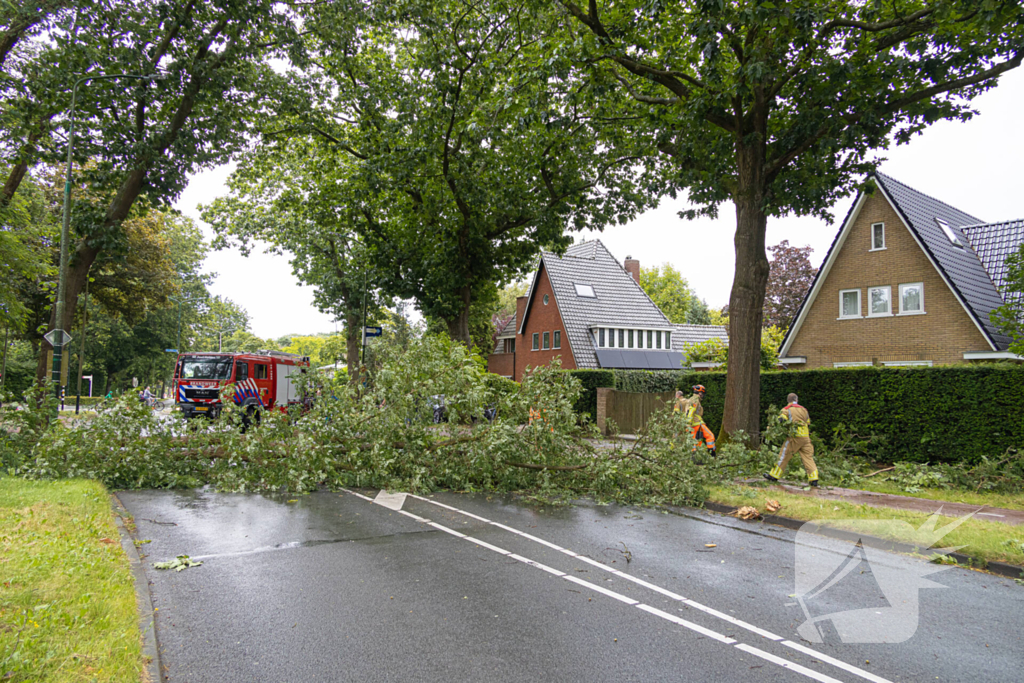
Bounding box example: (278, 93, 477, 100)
(709, 484, 1024, 569)
(0, 478, 143, 682)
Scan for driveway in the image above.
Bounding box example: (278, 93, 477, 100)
(118, 489, 1024, 682)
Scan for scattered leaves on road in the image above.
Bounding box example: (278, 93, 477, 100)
(153, 555, 203, 572)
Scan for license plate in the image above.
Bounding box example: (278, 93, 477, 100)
(194, 406, 208, 412)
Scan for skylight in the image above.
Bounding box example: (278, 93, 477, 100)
(574, 283, 596, 297)
(935, 219, 964, 248)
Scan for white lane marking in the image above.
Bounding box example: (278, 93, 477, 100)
(781, 641, 893, 683)
(573, 554, 619, 573)
(735, 644, 845, 683)
(508, 553, 566, 577)
(637, 604, 737, 644)
(407, 494, 896, 683)
(563, 575, 640, 605)
(681, 599, 782, 642)
(397, 510, 430, 523)
(375, 490, 409, 511)
(463, 537, 512, 555)
(343, 489, 375, 502)
(428, 522, 466, 538)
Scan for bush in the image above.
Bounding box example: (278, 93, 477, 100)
(614, 370, 689, 394)
(562, 369, 614, 421)
(687, 364, 1024, 464)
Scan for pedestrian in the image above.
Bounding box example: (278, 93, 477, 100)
(764, 393, 818, 486)
(141, 385, 153, 407)
(678, 384, 716, 456)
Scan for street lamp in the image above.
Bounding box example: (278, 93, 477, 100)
(49, 73, 163, 403)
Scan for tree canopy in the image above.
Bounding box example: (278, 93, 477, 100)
(764, 241, 817, 329)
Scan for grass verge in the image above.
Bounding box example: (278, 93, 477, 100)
(844, 479, 1024, 511)
(0, 477, 143, 682)
(708, 484, 1024, 570)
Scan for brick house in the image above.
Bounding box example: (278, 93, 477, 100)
(487, 240, 728, 380)
(779, 173, 1024, 369)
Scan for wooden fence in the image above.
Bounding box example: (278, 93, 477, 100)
(596, 388, 675, 435)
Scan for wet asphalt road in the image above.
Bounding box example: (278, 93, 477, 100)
(117, 489, 1024, 683)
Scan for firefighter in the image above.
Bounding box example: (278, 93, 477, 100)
(764, 392, 818, 486)
(679, 384, 716, 456)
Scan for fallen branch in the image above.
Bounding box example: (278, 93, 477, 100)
(863, 466, 895, 477)
(507, 461, 590, 471)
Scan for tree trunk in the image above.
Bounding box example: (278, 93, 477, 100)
(445, 286, 472, 345)
(720, 142, 770, 443)
(35, 241, 101, 381)
(346, 311, 361, 380)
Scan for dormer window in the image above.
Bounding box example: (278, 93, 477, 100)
(871, 223, 885, 251)
(935, 219, 963, 248)
(574, 283, 596, 297)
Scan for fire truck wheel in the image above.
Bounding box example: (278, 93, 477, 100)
(241, 405, 261, 434)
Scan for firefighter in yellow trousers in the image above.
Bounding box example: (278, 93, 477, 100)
(674, 385, 716, 456)
(764, 393, 818, 486)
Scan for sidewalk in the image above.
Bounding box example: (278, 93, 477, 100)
(738, 478, 1024, 526)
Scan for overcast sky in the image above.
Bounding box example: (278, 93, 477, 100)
(173, 69, 1024, 340)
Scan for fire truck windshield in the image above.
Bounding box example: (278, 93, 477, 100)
(180, 356, 234, 380)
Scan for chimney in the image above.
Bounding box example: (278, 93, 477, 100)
(624, 256, 640, 284)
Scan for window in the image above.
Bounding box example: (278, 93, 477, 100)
(868, 286, 892, 316)
(871, 222, 885, 250)
(899, 283, 924, 315)
(637, 330, 644, 349)
(235, 361, 248, 382)
(574, 283, 596, 297)
(833, 361, 872, 368)
(543, 331, 550, 349)
(647, 330, 653, 348)
(655, 331, 662, 349)
(935, 218, 963, 248)
(543, 294, 549, 305)
(839, 289, 861, 319)
(254, 364, 268, 380)
(532, 333, 539, 350)
(181, 356, 233, 380)
(664, 331, 671, 349)
(628, 330, 634, 348)
(599, 328, 605, 347)
(618, 329, 625, 347)
(882, 360, 933, 367)
(553, 331, 561, 348)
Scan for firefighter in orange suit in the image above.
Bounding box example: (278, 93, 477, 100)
(764, 393, 818, 486)
(676, 385, 716, 456)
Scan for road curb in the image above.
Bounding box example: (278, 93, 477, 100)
(700, 501, 1024, 580)
(111, 493, 164, 683)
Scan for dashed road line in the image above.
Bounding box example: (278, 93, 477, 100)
(402, 491, 896, 683)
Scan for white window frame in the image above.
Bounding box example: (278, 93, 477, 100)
(870, 222, 886, 251)
(867, 285, 893, 317)
(574, 283, 596, 298)
(637, 329, 644, 349)
(935, 218, 964, 248)
(833, 362, 872, 368)
(882, 360, 933, 367)
(898, 282, 925, 315)
(532, 333, 539, 351)
(839, 289, 862, 319)
(543, 331, 550, 350)
(553, 330, 561, 349)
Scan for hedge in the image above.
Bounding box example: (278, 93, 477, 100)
(613, 370, 689, 394)
(681, 365, 1024, 465)
(563, 369, 615, 421)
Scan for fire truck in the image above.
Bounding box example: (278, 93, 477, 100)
(173, 351, 311, 419)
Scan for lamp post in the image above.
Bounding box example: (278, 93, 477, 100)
(74, 279, 89, 414)
(50, 73, 162, 404)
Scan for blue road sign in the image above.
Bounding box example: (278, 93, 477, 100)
(363, 327, 383, 338)
(166, 349, 179, 353)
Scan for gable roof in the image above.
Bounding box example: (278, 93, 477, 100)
(873, 173, 1009, 349)
(962, 219, 1024, 305)
(519, 240, 673, 369)
(496, 313, 517, 339)
(780, 173, 1011, 356)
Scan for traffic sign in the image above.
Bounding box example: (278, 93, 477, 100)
(43, 328, 72, 348)
(363, 326, 383, 338)
(166, 348, 179, 353)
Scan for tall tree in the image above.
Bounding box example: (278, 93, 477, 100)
(763, 241, 817, 329)
(296, 0, 651, 344)
(202, 136, 388, 378)
(639, 264, 709, 324)
(0, 0, 301, 381)
(990, 244, 1024, 356)
(558, 0, 1024, 438)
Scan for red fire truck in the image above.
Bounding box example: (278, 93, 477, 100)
(173, 351, 311, 419)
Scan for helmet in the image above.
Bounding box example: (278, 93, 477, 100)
(692, 384, 706, 394)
